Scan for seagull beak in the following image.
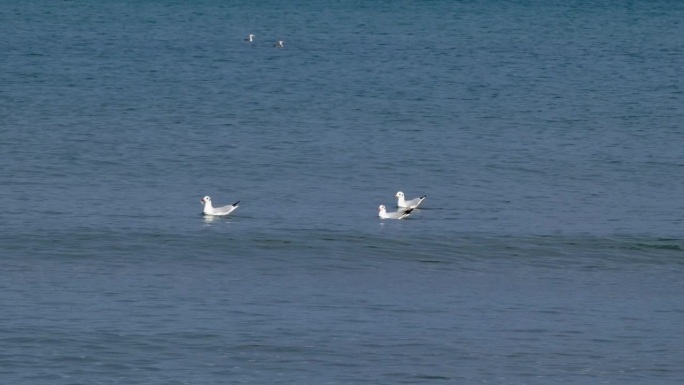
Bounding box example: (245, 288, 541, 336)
(200, 199, 204, 204)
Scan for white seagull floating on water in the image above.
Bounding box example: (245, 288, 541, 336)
(274, 40, 284, 48)
(201, 196, 240, 216)
(378, 205, 413, 220)
(245, 34, 255, 42)
(396, 191, 426, 209)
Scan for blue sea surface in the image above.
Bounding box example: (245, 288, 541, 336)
(1, 1, 683, 384)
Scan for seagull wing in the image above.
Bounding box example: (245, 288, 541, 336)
(408, 195, 426, 208)
(212, 201, 240, 216)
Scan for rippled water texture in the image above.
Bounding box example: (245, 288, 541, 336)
(1, 1, 683, 384)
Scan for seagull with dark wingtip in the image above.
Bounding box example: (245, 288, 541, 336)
(378, 205, 413, 220)
(396, 191, 426, 209)
(200, 196, 240, 216)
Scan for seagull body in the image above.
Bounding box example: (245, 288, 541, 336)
(274, 40, 284, 48)
(201, 196, 240, 216)
(378, 205, 413, 220)
(396, 191, 426, 209)
(245, 34, 255, 42)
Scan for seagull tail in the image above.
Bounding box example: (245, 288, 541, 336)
(232, 201, 240, 207)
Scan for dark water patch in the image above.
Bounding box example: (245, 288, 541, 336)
(633, 242, 682, 252)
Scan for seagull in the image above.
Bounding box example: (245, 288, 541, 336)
(274, 40, 284, 48)
(378, 205, 413, 220)
(200, 196, 240, 216)
(396, 191, 426, 209)
(245, 34, 255, 42)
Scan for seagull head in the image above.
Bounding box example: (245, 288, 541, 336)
(201, 196, 211, 204)
(378, 205, 386, 212)
(395, 191, 404, 198)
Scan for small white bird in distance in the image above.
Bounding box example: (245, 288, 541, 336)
(378, 204, 413, 220)
(201, 196, 240, 216)
(396, 191, 426, 209)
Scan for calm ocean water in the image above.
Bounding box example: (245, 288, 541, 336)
(1, 1, 683, 384)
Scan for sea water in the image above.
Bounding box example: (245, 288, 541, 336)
(1, 1, 683, 384)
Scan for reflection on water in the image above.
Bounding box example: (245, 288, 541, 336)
(203, 214, 218, 225)
(202, 214, 239, 226)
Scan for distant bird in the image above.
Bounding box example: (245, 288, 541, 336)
(274, 40, 284, 48)
(245, 34, 255, 42)
(396, 191, 426, 209)
(200, 196, 240, 216)
(378, 205, 413, 220)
